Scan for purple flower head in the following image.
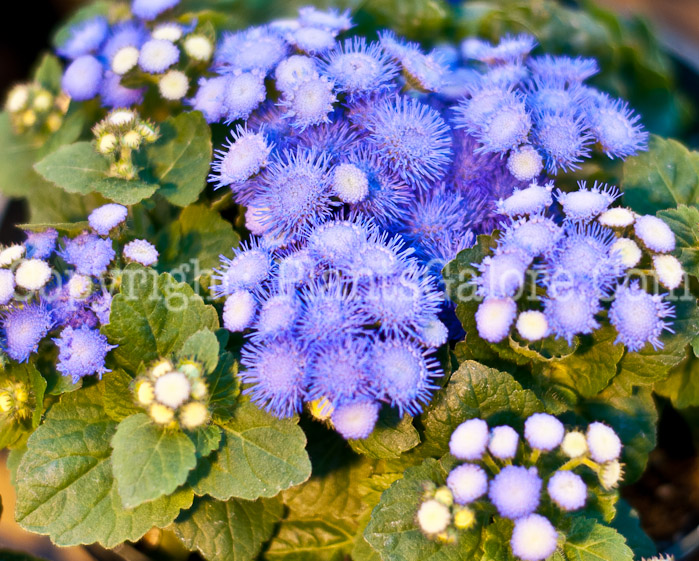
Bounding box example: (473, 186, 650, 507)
(211, 237, 272, 298)
(123, 239, 158, 266)
(24, 229, 58, 259)
(54, 325, 116, 383)
(215, 26, 288, 76)
(131, 0, 180, 21)
(57, 16, 109, 59)
(100, 72, 145, 108)
(2, 303, 54, 362)
(190, 76, 228, 123)
(210, 126, 273, 188)
(528, 55, 599, 83)
(62, 55, 103, 101)
(58, 233, 115, 277)
(89, 204, 128, 236)
(240, 336, 308, 418)
(364, 95, 452, 189)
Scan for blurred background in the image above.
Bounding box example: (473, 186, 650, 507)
(0, 1, 698, 560)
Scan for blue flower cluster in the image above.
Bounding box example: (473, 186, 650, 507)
(193, 7, 652, 439)
(473, 181, 681, 351)
(416, 414, 624, 560)
(0, 203, 156, 382)
(56, 0, 214, 106)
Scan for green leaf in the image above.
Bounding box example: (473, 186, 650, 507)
(207, 351, 240, 418)
(144, 112, 212, 206)
(564, 517, 633, 561)
(33, 54, 63, 92)
(350, 410, 420, 459)
(111, 413, 197, 508)
(622, 135, 699, 213)
(174, 495, 283, 561)
(14, 384, 193, 547)
(535, 327, 624, 398)
(34, 141, 109, 194)
(655, 349, 699, 409)
(156, 203, 240, 274)
(177, 329, 220, 373)
(267, 459, 377, 561)
(610, 500, 656, 559)
(34, 142, 158, 205)
(480, 518, 516, 561)
(101, 369, 141, 422)
(191, 401, 311, 501)
(657, 205, 699, 277)
(188, 424, 222, 458)
(420, 361, 543, 457)
(19, 221, 90, 236)
(364, 458, 481, 561)
(102, 264, 219, 373)
(0, 552, 50, 561)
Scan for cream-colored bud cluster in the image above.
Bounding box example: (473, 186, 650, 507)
(560, 426, 624, 490)
(415, 482, 477, 544)
(133, 358, 210, 430)
(5, 83, 69, 135)
(92, 110, 160, 180)
(0, 381, 31, 421)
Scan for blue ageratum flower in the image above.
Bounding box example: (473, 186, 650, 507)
(189, 76, 228, 123)
(555, 181, 619, 222)
(54, 325, 116, 383)
(360, 262, 443, 337)
(297, 6, 353, 32)
(307, 336, 374, 405)
(348, 231, 415, 280)
(525, 77, 585, 114)
(544, 222, 621, 296)
(253, 293, 300, 340)
(100, 72, 145, 108)
(223, 73, 266, 122)
(62, 55, 103, 101)
(279, 73, 337, 130)
(240, 336, 307, 418)
(331, 399, 380, 440)
(101, 21, 148, 65)
(131, 0, 180, 21)
(533, 109, 593, 173)
(305, 217, 373, 267)
(211, 237, 272, 298)
(585, 93, 648, 159)
(371, 338, 441, 416)
(319, 37, 398, 100)
(58, 233, 115, 277)
(528, 54, 599, 83)
(209, 126, 273, 188)
(543, 285, 601, 345)
(297, 277, 368, 344)
(2, 304, 54, 362)
(609, 281, 674, 351)
(500, 216, 563, 257)
(379, 31, 448, 93)
(364, 95, 452, 189)
(57, 16, 109, 59)
(24, 229, 58, 259)
(250, 148, 336, 240)
(293, 120, 362, 163)
(214, 26, 289, 76)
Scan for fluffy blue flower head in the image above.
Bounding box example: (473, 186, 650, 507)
(2, 304, 54, 362)
(223, 73, 266, 122)
(215, 27, 288, 76)
(320, 38, 398, 100)
(555, 181, 619, 221)
(609, 281, 674, 351)
(132, 0, 180, 21)
(307, 336, 373, 405)
(306, 216, 372, 266)
(240, 337, 307, 418)
(371, 339, 440, 415)
(88, 204, 128, 236)
(190, 76, 228, 123)
(251, 148, 335, 240)
(254, 293, 300, 339)
(138, 39, 180, 74)
(331, 399, 380, 440)
(210, 126, 273, 188)
(25, 229, 58, 259)
(102, 21, 148, 62)
(497, 182, 553, 217)
(59, 233, 115, 277)
(364, 95, 452, 189)
(533, 110, 592, 173)
(54, 325, 116, 383)
(62, 55, 103, 101)
(212, 238, 272, 297)
(528, 54, 599, 83)
(544, 286, 600, 345)
(57, 16, 109, 59)
(488, 465, 542, 519)
(123, 239, 159, 266)
(100, 72, 145, 108)
(586, 94, 648, 158)
(279, 73, 337, 130)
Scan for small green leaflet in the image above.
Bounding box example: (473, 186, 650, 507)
(563, 517, 634, 561)
(349, 410, 420, 460)
(657, 205, 699, 278)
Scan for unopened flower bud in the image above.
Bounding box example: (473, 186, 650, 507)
(453, 506, 476, 530)
(121, 130, 142, 149)
(434, 486, 454, 507)
(98, 133, 118, 154)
